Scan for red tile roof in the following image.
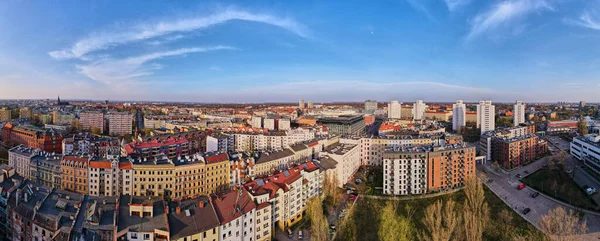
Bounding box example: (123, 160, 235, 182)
(63, 156, 89, 162)
(89, 161, 112, 169)
(212, 189, 256, 224)
(119, 161, 133, 170)
(205, 153, 229, 164)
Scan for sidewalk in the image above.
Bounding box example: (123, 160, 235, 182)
(361, 188, 463, 201)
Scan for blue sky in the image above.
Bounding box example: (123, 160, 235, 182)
(1, 0, 600, 102)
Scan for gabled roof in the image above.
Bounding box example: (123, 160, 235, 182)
(204, 153, 229, 164)
(211, 189, 256, 225)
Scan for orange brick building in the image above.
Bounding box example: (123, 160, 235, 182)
(1, 122, 63, 153)
(60, 155, 91, 194)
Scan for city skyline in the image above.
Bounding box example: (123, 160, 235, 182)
(2, 0, 600, 102)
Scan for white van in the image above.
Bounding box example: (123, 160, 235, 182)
(298, 230, 303, 240)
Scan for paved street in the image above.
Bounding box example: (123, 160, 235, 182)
(480, 157, 600, 238)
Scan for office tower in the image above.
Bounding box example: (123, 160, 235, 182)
(299, 99, 305, 109)
(413, 100, 427, 120)
(477, 100, 495, 134)
(514, 101, 525, 126)
(452, 100, 466, 131)
(387, 101, 402, 120)
(364, 100, 378, 112)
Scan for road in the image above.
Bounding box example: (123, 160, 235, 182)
(481, 157, 600, 239)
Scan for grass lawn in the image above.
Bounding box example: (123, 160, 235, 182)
(521, 168, 597, 210)
(335, 186, 544, 241)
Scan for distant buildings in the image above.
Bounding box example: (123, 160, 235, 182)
(0, 108, 11, 121)
(278, 118, 291, 130)
(364, 100, 378, 113)
(107, 112, 133, 136)
(79, 111, 104, 133)
(299, 99, 305, 109)
(514, 101, 525, 126)
(580, 101, 586, 109)
(477, 100, 495, 134)
(452, 100, 466, 131)
(413, 100, 427, 120)
(307, 100, 314, 109)
(388, 101, 402, 120)
(263, 118, 275, 130)
(546, 120, 578, 135)
(318, 115, 366, 136)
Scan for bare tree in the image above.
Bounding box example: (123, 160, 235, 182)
(540, 207, 587, 241)
(306, 197, 330, 241)
(499, 209, 513, 240)
(420, 199, 460, 241)
(463, 177, 490, 241)
(379, 201, 413, 241)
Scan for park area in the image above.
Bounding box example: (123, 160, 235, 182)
(334, 186, 544, 241)
(521, 168, 598, 210)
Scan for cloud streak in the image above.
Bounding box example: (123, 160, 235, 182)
(567, 8, 600, 30)
(49, 8, 307, 60)
(77, 46, 235, 85)
(466, 0, 554, 40)
(406, 0, 438, 22)
(444, 0, 471, 12)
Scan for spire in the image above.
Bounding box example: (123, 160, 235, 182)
(58, 95, 61, 103)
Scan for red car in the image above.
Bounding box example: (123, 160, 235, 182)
(518, 183, 526, 190)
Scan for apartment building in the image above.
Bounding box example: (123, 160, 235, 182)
(173, 154, 207, 201)
(452, 100, 466, 131)
(491, 134, 547, 169)
(252, 116, 262, 129)
(60, 155, 91, 194)
(8, 145, 39, 176)
(123, 137, 190, 159)
(383, 143, 476, 195)
(107, 112, 133, 136)
(0, 108, 11, 121)
(204, 153, 231, 194)
(388, 101, 402, 120)
(29, 151, 62, 189)
(116, 195, 170, 241)
(278, 119, 291, 130)
(130, 153, 174, 197)
(263, 118, 275, 130)
(413, 100, 427, 120)
(168, 197, 220, 241)
(514, 101, 526, 126)
(254, 149, 296, 176)
(477, 100, 495, 134)
(62, 133, 120, 156)
(88, 157, 121, 196)
(79, 111, 105, 133)
(320, 143, 360, 187)
(212, 189, 256, 241)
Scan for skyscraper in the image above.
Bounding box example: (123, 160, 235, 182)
(388, 101, 402, 120)
(514, 100, 525, 126)
(477, 100, 495, 134)
(299, 99, 305, 109)
(452, 100, 466, 131)
(307, 101, 314, 109)
(413, 100, 427, 120)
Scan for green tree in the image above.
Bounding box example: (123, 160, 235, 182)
(578, 116, 588, 135)
(306, 197, 329, 241)
(379, 201, 413, 241)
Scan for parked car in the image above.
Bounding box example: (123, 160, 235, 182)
(518, 183, 526, 190)
(355, 178, 363, 184)
(288, 229, 293, 238)
(522, 208, 531, 214)
(531, 192, 539, 198)
(299, 230, 303, 240)
(516, 174, 522, 179)
(487, 179, 493, 183)
(524, 170, 529, 174)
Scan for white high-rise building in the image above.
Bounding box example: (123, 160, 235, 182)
(413, 100, 427, 120)
(452, 100, 466, 131)
(477, 100, 495, 134)
(251, 116, 262, 128)
(388, 101, 402, 120)
(263, 118, 275, 130)
(514, 101, 525, 126)
(299, 99, 305, 109)
(307, 101, 314, 109)
(278, 118, 291, 130)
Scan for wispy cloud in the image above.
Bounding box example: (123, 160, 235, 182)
(466, 0, 554, 41)
(49, 8, 308, 60)
(209, 66, 222, 71)
(77, 46, 235, 85)
(444, 0, 472, 12)
(406, 0, 438, 22)
(566, 8, 600, 30)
